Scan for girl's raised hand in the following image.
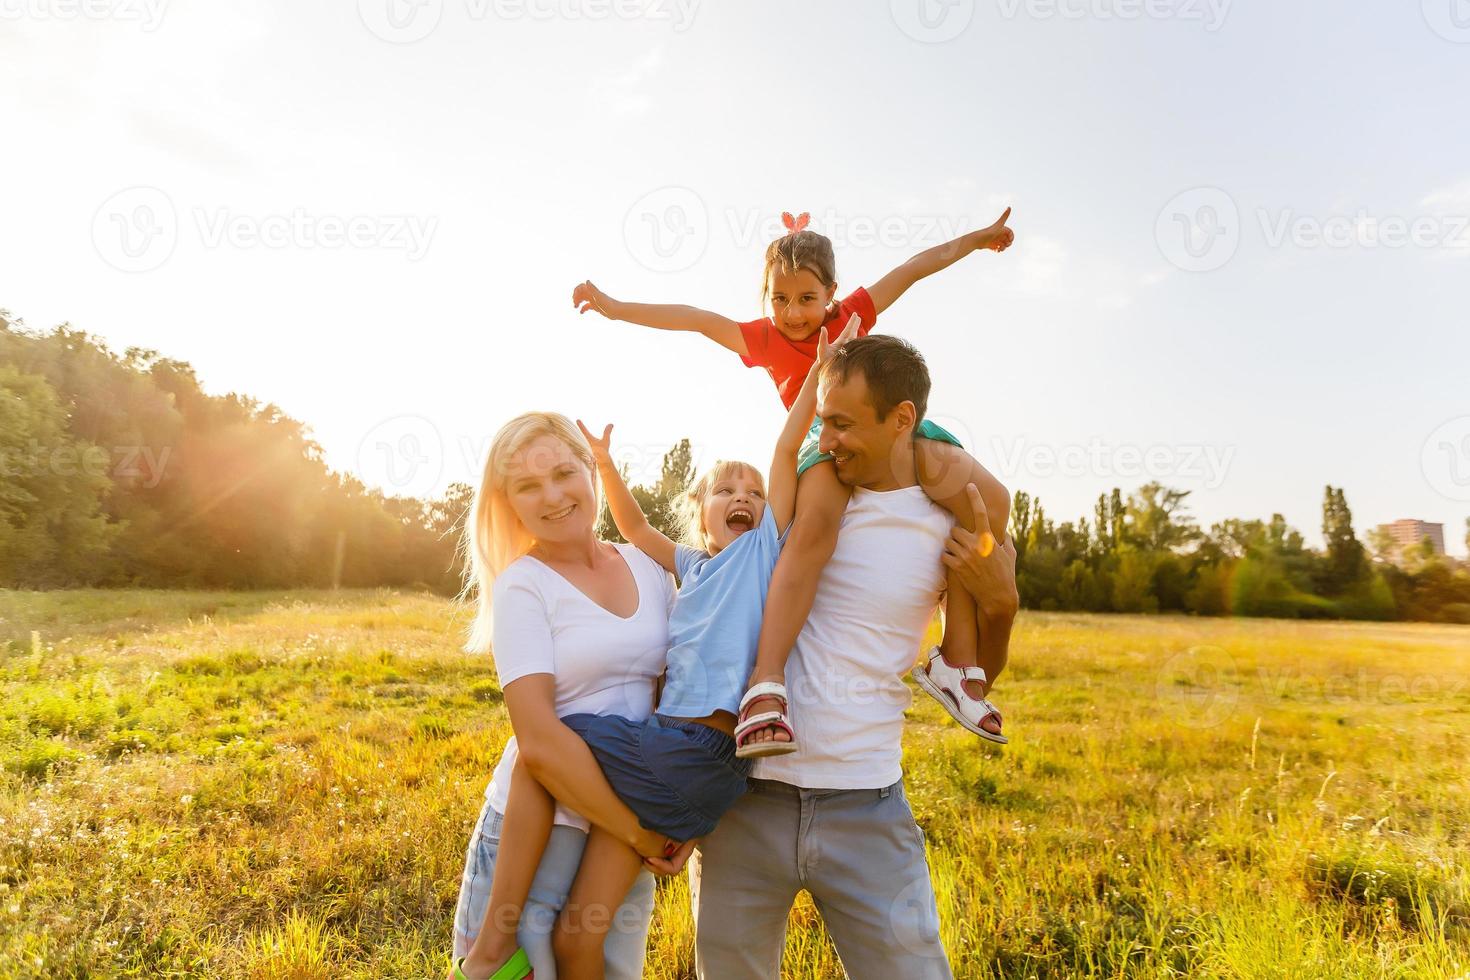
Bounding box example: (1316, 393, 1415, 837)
(572, 280, 615, 317)
(976, 207, 1014, 252)
(575, 419, 614, 462)
(816, 312, 862, 367)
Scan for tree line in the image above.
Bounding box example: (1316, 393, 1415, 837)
(3, 312, 1467, 622)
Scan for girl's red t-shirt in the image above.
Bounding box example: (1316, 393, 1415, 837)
(736, 287, 878, 409)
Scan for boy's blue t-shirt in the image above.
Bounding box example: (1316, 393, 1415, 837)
(657, 503, 787, 718)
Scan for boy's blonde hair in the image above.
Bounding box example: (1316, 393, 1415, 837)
(760, 228, 838, 314)
(673, 460, 766, 554)
(460, 411, 601, 653)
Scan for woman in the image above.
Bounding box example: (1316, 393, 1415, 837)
(451, 411, 683, 979)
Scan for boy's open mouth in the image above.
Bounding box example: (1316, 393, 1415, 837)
(726, 507, 754, 534)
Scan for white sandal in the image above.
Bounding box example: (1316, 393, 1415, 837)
(734, 681, 798, 758)
(912, 647, 1008, 745)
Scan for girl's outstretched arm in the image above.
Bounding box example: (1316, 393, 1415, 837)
(572, 280, 749, 357)
(866, 207, 1014, 315)
(766, 314, 862, 534)
(577, 419, 679, 573)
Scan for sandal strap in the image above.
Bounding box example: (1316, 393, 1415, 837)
(734, 710, 790, 740)
(738, 681, 788, 717)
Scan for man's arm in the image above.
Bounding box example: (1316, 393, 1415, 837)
(941, 484, 1020, 670)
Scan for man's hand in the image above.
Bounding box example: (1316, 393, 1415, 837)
(973, 207, 1014, 253)
(941, 483, 1019, 621)
(575, 419, 615, 465)
(572, 280, 618, 318)
(643, 837, 698, 876)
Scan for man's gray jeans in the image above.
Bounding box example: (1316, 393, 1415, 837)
(689, 777, 953, 979)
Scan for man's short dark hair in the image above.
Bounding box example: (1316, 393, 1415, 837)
(818, 334, 930, 423)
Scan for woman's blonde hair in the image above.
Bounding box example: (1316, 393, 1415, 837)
(672, 460, 766, 554)
(760, 228, 838, 315)
(460, 411, 600, 653)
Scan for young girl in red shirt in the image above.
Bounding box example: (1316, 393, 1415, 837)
(571, 209, 1017, 751)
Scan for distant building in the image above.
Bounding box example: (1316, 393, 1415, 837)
(1378, 519, 1446, 557)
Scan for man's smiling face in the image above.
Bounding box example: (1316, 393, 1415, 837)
(816, 369, 912, 490)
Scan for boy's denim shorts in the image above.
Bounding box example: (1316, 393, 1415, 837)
(560, 712, 752, 842)
(796, 417, 963, 477)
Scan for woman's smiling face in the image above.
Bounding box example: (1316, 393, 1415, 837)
(700, 466, 766, 555)
(503, 434, 598, 544)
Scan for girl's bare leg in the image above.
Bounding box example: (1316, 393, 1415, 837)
(551, 827, 648, 980)
(742, 461, 850, 746)
(915, 439, 1012, 720)
(460, 759, 555, 979)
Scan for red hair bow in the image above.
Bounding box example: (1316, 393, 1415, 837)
(781, 211, 811, 235)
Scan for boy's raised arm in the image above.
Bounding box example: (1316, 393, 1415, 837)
(866, 207, 1013, 316)
(573, 280, 749, 357)
(576, 420, 680, 573)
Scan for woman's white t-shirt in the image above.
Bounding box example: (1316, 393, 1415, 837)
(483, 542, 674, 831)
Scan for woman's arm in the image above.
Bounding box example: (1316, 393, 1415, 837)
(503, 674, 670, 858)
(576, 420, 678, 573)
(573, 280, 748, 357)
(766, 315, 862, 534)
(866, 208, 1013, 316)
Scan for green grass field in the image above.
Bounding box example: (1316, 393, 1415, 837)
(1, 589, 1467, 978)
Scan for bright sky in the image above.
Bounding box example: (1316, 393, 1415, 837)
(3, 0, 1467, 554)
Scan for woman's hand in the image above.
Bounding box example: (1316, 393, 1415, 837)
(575, 419, 614, 465)
(573, 280, 618, 318)
(644, 837, 698, 877)
(632, 826, 675, 862)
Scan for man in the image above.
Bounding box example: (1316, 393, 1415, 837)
(688, 334, 1019, 978)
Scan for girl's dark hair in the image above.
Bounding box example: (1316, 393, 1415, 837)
(760, 229, 838, 313)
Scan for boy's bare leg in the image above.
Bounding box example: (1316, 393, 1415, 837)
(552, 827, 649, 980)
(741, 461, 850, 747)
(915, 439, 1012, 707)
(460, 759, 555, 979)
